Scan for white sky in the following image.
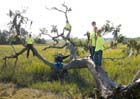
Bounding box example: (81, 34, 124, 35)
(0, 0, 140, 38)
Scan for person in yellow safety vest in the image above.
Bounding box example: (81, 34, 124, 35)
(64, 20, 71, 31)
(26, 34, 35, 58)
(88, 21, 97, 60)
(63, 20, 72, 38)
(94, 29, 104, 71)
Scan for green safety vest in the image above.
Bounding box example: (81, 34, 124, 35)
(95, 36, 104, 51)
(90, 31, 96, 46)
(64, 23, 71, 30)
(26, 37, 34, 44)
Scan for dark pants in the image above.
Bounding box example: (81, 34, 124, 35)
(52, 70, 64, 80)
(94, 50, 103, 67)
(26, 44, 35, 58)
(51, 69, 67, 84)
(89, 46, 95, 60)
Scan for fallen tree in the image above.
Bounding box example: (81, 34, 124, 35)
(2, 3, 140, 99)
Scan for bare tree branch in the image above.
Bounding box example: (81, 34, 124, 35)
(43, 43, 67, 50)
(3, 47, 27, 60)
(132, 70, 140, 83)
(44, 4, 73, 55)
(52, 7, 65, 13)
(32, 47, 54, 67)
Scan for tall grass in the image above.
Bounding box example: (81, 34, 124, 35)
(0, 44, 140, 98)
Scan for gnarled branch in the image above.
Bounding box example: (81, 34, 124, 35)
(43, 43, 67, 50)
(3, 47, 27, 60)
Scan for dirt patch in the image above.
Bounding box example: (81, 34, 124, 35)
(0, 83, 67, 99)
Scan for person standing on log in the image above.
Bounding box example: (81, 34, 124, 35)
(25, 34, 35, 58)
(94, 29, 104, 71)
(88, 21, 97, 60)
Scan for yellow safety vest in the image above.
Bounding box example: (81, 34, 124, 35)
(26, 37, 34, 44)
(95, 36, 104, 51)
(90, 31, 96, 46)
(64, 23, 71, 31)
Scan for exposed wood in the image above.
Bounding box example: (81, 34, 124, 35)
(3, 47, 27, 60)
(43, 43, 67, 50)
(132, 70, 140, 83)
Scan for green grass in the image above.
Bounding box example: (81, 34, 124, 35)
(0, 44, 140, 98)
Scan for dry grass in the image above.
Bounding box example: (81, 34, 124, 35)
(0, 83, 67, 99)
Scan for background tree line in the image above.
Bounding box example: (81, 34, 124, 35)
(0, 28, 47, 44)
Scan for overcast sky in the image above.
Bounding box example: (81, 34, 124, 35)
(0, 0, 140, 38)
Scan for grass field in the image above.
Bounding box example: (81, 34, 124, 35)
(0, 44, 140, 98)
